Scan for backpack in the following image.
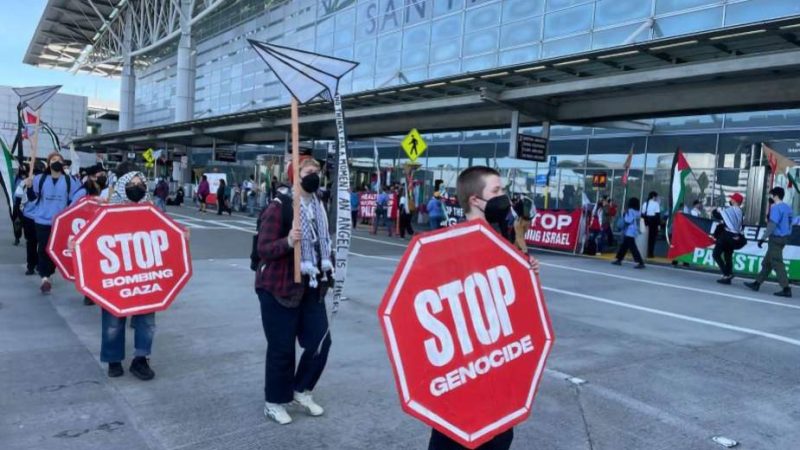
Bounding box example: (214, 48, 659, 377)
(250, 192, 293, 271)
(36, 174, 72, 206)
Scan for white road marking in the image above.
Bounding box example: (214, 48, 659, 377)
(352, 234, 408, 248)
(170, 213, 256, 234)
(543, 262, 800, 311)
(545, 286, 800, 348)
(349, 251, 800, 346)
(174, 219, 211, 229)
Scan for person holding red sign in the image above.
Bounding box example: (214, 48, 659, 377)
(99, 163, 158, 380)
(424, 166, 541, 450)
(255, 156, 333, 425)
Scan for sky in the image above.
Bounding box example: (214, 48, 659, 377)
(0, 0, 120, 104)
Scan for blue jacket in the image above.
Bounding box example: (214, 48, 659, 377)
(622, 209, 641, 238)
(27, 174, 82, 225)
(350, 192, 359, 209)
(427, 197, 443, 217)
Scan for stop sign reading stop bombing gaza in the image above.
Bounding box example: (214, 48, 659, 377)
(72, 203, 192, 317)
(47, 197, 101, 281)
(379, 220, 554, 449)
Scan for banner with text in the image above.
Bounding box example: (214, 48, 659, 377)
(525, 209, 582, 252)
(359, 192, 398, 219)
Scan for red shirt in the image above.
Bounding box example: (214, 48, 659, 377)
(254, 201, 304, 306)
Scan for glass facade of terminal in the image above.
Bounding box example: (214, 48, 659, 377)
(131, 0, 800, 214)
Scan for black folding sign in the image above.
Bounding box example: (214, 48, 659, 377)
(516, 134, 548, 162)
(214, 148, 237, 162)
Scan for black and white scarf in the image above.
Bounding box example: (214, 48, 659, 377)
(300, 195, 333, 287)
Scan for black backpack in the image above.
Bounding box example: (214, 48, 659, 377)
(250, 192, 293, 271)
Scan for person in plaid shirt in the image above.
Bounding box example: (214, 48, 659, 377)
(255, 156, 333, 425)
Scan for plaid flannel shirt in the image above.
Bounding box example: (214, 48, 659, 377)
(254, 201, 304, 306)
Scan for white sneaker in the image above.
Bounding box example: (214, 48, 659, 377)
(264, 402, 292, 425)
(293, 391, 324, 416)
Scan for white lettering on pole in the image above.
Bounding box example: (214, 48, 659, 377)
(97, 230, 171, 275)
(415, 289, 455, 368)
(415, 265, 517, 366)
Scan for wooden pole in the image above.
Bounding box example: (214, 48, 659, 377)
(28, 109, 42, 177)
(291, 98, 301, 284)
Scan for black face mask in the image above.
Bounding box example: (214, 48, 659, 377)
(50, 161, 64, 173)
(96, 175, 108, 189)
(301, 173, 320, 193)
(480, 195, 511, 224)
(125, 184, 147, 202)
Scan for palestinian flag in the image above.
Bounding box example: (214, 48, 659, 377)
(0, 138, 15, 220)
(763, 143, 800, 193)
(667, 213, 716, 260)
(670, 149, 692, 217)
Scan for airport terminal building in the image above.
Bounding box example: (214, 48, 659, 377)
(24, 0, 800, 219)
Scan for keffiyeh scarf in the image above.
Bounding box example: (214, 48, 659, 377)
(300, 195, 333, 287)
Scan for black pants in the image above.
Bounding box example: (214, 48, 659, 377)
(22, 216, 38, 271)
(351, 210, 358, 229)
(257, 287, 331, 404)
(428, 428, 513, 450)
(645, 217, 659, 258)
(12, 199, 22, 241)
(34, 224, 55, 278)
(615, 236, 644, 264)
(217, 199, 230, 215)
(713, 232, 736, 277)
(399, 211, 414, 238)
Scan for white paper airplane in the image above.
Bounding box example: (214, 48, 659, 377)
(248, 40, 358, 104)
(12, 85, 62, 111)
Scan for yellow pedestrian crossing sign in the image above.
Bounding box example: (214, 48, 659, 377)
(401, 129, 427, 161)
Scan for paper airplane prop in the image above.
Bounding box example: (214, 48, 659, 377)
(248, 40, 357, 104)
(247, 40, 358, 333)
(12, 85, 62, 112)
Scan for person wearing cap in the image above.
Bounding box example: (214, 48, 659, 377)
(73, 164, 109, 305)
(745, 187, 793, 297)
(712, 193, 745, 285)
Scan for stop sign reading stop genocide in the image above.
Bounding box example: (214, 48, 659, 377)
(47, 197, 101, 281)
(379, 220, 554, 449)
(72, 203, 192, 317)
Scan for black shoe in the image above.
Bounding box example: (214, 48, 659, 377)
(25, 268, 35, 276)
(130, 357, 155, 381)
(774, 288, 792, 298)
(634, 263, 646, 269)
(716, 277, 732, 285)
(744, 281, 760, 292)
(611, 260, 622, 266)
(14, 238, 20, 246)
(83, 296, 94, 306)
(108, 362, 124, 378)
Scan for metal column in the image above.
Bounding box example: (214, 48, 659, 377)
(176, 0, 196, 122)
(119, 7, 135, 132)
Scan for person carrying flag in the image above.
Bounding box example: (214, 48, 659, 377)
(711, 193, 745, 285)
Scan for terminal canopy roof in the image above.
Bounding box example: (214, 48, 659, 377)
(73, 16, 800, 151)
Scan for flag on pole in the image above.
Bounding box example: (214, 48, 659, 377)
(763, 143, 799, 191)
(669, 149, 692, 217)
(621, 144, 634, 186)
(68, 143, 81, 176)
(373, 141, 381, 191)
(1, 138, 15, 221)
(22, 111, 38, 139)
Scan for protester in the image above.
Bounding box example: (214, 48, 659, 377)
(372, 187, 392, 236)
(255, 156, 332, 425)
(398, 188, 414, 239)
(425, 166, 540, 450)
(350, 187, 359, 229)
(197, 175, 210, 213)
(15, 163, 40, 274)
(512, 196, 535, 254)
(167, 186, 185, 206)
(72, 164, 110, 305)
(587, 198, 605, 254)
(217, 179, 231, 215)
(690, 200, 703, 218)
(612, 197, 645, 269)
(712, 193, 745, 285)
(427, 191, 445, 230)
(153, 177, 169, 212)
(642, 191, 661, 258)
(96, 162, 160, 379)
(231, 183, 242, 212)
(245, 174, 256, 217)
(745, 187, 793, 297)
(25, 152, 82, 293)
(604, 197, 617, 246)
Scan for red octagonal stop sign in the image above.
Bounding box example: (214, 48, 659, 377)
(378, 220, 554, 448)
(47, 197, 101, 281)
(72, 203, 192, 317)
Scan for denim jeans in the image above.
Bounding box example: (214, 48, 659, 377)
(100, 309, 156, 363)
(429, 216, 443, 230)
(154, 197, 166, 212)
(257, 287, 331, 404)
